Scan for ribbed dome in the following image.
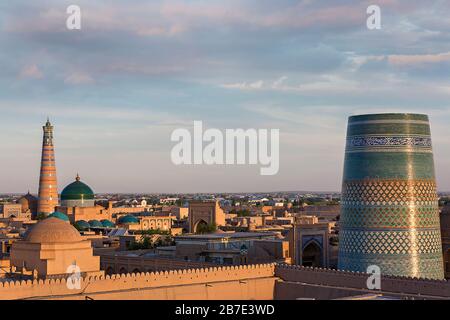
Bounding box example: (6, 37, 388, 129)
(74, 220, 90, 231)
(61, 174, 94, 201)
(101, 219, 115, 228)
(25, 218, 82, 243)
(47, 211, 69, 222)
(88, 220, 103, 228)
(118, 215, 139, 224)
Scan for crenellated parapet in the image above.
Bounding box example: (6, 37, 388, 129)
(0, 263, 277, 300)
(275, 264, 450, 298)
(276, 263, 449, 281)
(4, 262, 449, 300)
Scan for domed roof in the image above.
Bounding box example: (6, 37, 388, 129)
(74, 220, 90, 231)
(101, 219, 115, 228)
(47, 211, 69, 222)
(88, 220, 103, 228)
(118, 215, 139, 224)
(25, 217, 82, 243)
(61, 174, 94, 201)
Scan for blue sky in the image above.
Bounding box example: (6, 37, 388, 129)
(1, 0, 450, 193)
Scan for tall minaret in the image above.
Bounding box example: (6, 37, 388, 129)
(37, 118, 59, 215)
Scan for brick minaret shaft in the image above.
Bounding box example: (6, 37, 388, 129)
(37, 119, 58, 215)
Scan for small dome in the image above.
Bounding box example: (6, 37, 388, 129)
(88, 220, 103, 228)
(47, 211, 69, 222)
(25, 218, 82, 243)
(74, 220, 90, 231)
(118, 215, 139, 224)
(101, 219, 115, 228)
(61, 174, 94, 201)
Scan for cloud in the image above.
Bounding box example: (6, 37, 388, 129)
(19, 64, 43, 79)
(2, 1, 450, 192)
(388, 52, 450, 66)
(220, 75, 361, 94)
(221, 80, 264, 90)
(272, 76, 288, 89)
(243, 104, 343, 130)
(64, 72, 94, 85)
(0, 1, 395, 39)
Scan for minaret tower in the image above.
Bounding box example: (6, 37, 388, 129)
(37, 118, 59, 215)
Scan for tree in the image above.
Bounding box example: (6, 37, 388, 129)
(128, 235, 153, 250)
(196, 223, 217, 234)
(139, 228, 169, 236)
(36, 213, 47, 221)
(237, 209, 251, 217)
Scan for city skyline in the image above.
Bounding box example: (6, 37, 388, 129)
(2, 1, 450, 193)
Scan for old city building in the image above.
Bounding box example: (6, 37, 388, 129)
(10, 218, 103, 279)
(188, 200, 226, 233)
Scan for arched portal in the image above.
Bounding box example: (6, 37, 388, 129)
(194, 219, 208, 234)
(302, 241, 322, 267)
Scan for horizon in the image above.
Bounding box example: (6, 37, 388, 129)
(4, 188, 450, 196)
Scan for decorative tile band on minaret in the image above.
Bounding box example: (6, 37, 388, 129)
(37, 118, 59, 215)
(338, 113, 444, 280)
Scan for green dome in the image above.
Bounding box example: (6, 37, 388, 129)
(118, 215, 139, 224)
(61, 174, 94, 201)
(88, 220, 103, 228)
(47, 212, 69, 222)
(74, 220, 90, 231)
(101, 219, 115, 228)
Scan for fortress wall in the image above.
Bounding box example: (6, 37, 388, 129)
(275, 281, 366, 300)
(275, 264, 450, 299)
(51, 277, 276, 300)
(4, 263, 449, 300)
(100, 255, 219, 274)
(0, 263, 276, 300)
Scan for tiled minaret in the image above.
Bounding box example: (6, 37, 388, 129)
(37, 118, 58, 215)
(338, 113, 444, 280)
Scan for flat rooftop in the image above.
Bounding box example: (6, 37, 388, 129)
(175, 232, 277, 241)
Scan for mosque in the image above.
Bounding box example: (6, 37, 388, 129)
(55, 174, 114, 225)
(34, 119, 136, 228)
(2, 119, 171, 282)
(10, 217, 103, 279)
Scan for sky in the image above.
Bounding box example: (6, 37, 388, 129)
(1, 0, 450, 193)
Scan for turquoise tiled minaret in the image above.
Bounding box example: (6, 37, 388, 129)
(338, 113, 444, 280)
